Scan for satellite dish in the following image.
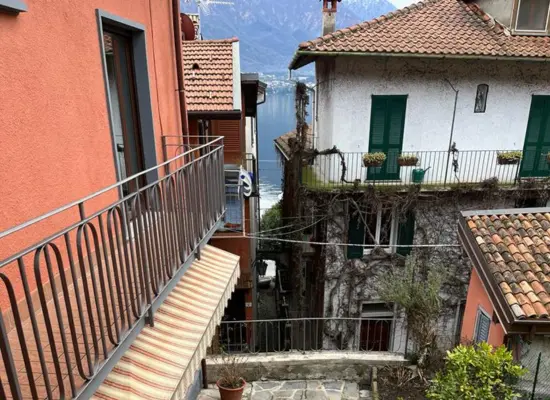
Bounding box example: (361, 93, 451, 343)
(180, 13, 196, 40)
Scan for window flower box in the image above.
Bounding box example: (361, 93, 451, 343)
(362, 152, 386, 168)
(496, 151, 522, 165)
(397, 155, 419, 167)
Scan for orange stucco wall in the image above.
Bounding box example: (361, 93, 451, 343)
(461, 268, 506, 346)
(0, 0, 182, 306)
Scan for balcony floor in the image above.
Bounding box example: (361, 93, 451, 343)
(199, 380, 369, 400)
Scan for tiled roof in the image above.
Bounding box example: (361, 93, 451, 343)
(290, 0, 550, 69)
(465, 212, 550, 320)
(182, 38, 238, 112)
(274, 127, 313, 159)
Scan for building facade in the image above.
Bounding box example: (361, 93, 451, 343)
(275, 0, 550, 354)
(178, 37, 266, 327)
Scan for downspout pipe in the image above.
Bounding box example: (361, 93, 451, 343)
(172, 0, 189, 136)
(443, 78, 459, 187)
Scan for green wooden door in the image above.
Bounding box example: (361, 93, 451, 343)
(367, 96, 407, 180)
(520, 96, 550, 178)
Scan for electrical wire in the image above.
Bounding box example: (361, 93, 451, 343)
(212, 234, 462, 248)
(257, 216, 328, 237)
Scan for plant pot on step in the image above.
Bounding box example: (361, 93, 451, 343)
(362, 152, 386, 168)
(217, 379, 246, 400)
(546, 153, 550, 165)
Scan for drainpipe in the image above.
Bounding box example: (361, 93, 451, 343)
(172, 0, 189, 137)
(443, 78, 459, 187)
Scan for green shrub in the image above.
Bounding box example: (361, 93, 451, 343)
(426, 343, 524, 400)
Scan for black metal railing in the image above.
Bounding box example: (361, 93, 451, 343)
(210, 318, 402, 354)
(302, 149, 531, 190)
(0, 137, 225, 399)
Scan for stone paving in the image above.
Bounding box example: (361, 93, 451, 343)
(198, 380, 371, 400)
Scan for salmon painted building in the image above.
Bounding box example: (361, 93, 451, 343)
(0, 1, 241, 399)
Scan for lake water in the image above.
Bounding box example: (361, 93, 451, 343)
(257, 89, 312, 216)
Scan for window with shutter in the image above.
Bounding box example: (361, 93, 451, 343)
(347, 213, 365, 259)
(367, 96, 407, 181)
(520, 96, 550, 178)
(474, 308, 491, 343)
(396, 211, 415, 256)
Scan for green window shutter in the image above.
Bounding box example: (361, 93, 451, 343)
(520, 96, 550, 178)
(474, 310, 491, 343)
(347, 214, 365, 259)
(369, 97, 387, 152)
(368, 96, 407, 181)
(386, 97, 407, 177)
(396, 211, 415, 256)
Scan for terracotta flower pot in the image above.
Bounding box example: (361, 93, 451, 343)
(217, 379, 246, 400)
(362, 160, 384, 168)
(397, 158, 418, 167)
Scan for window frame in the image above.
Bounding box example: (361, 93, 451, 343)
(96, 9, 158, 185)
(513, 0, 550, 35)
(473, 306, 492, 343)
(363, 206, 398, 255)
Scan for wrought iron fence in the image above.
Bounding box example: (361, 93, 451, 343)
(302, 149, 528, 190)
(210, 318, 407, 355)
(516, 350, 550, 400)
(0, 137, 225, 399)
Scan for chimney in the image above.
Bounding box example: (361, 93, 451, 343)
(322, 0, 340, 36)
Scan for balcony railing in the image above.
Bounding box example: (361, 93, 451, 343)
(301, 149, 543, 190)
(0, 137, 225, 399)
(210, 318, 458, 356)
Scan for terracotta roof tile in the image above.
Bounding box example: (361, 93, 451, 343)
(465, 211, 550, 320)
(274, 127, 313, 159)
(182, 38, 238, 113)
(290, 0, 550, 69)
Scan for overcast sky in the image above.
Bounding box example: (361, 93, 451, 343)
(391, 0, 416, 8)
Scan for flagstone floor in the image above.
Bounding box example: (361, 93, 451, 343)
(198, 380, 372, 400)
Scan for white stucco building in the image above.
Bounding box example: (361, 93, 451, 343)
(275, 0, 550, 358)
(290, 0, 550, 185)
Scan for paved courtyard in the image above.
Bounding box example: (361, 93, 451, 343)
(198, 380, 372, 400)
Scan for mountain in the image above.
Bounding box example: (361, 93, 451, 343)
(180, 0, 395, 74)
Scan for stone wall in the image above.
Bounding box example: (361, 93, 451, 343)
(205, 352, 407, 385)
(321, 191, 518, 353)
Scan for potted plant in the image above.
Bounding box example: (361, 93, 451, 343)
(546, 152, 550, 165)
(216, 352, 247, 400)
(496, 151, 522, 165)
(362, 152, 386, 167)
(397, 155, 419, 167)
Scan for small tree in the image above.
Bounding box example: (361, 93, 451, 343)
(426, 343, 524, 400)
(378, 256, 444, 369)
(259, 201, 282, 251)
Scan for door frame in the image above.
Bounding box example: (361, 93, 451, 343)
(97, 10, 158, 186)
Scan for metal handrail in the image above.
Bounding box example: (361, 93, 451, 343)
(302, 149, 529, 190)
(0, 137, 225, 399)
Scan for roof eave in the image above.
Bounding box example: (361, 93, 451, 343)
(289, 49, 550, 68)
(187, 110, 242, 120)
(458, 217, 516, 331)
(459, 213, 550, 333)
